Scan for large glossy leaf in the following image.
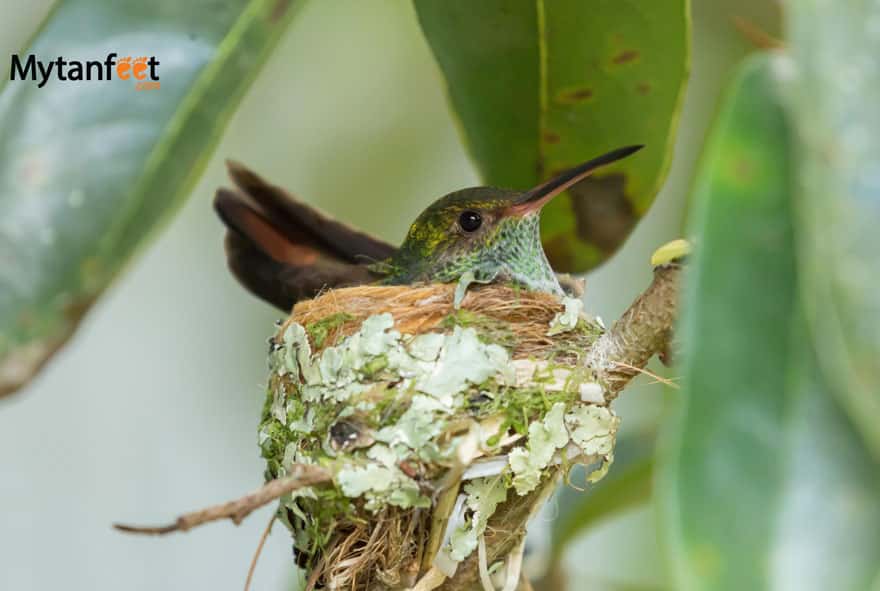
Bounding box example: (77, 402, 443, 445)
(785, 1, 880, 459)
(413, 0, 690, 272)
(0, 0, 302, 396)
(657, 55, 880, 590)
(771, 335, 880, 591)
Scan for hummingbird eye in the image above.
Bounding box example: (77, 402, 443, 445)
(458, 210, 482, 233)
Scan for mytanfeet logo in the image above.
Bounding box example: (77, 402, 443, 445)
(9, 53, 160, 90)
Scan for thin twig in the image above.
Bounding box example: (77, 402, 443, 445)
(731, 16, 784, 50)
(113, 464, 331, 535)
(613, 360, 680, 389)
(244, 512, 277, 591)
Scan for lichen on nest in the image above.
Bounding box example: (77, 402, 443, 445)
(258, 283, 619, 590)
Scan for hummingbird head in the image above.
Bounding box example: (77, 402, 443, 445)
(379, 145, 644, 293)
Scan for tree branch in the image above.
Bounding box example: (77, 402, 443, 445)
(113, 464, 330, 535)
(584, 262, 682, 398)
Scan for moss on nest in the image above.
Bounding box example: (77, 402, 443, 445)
(258, 284, 618, 590)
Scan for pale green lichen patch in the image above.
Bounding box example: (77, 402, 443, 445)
(408, 333, 445, 361)
(375, 394, 447, 457)
(337, 445, 430, 511)
(446, 476, 508, 561)
(478, 359, 591, 447)
(415, 327, 512, 405)
(565, 405, 619, 456)
(547, 296, 585, 336)
(509, 402, 570, 495)
(506, 400, 620, 495)
(260, 312, 523, 558)
(260, 304, 619, 571)
(283, 323, 320, 384)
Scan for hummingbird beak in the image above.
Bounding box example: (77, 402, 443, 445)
(508, 144, 644, 216)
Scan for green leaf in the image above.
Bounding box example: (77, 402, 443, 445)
(413, 0, 690, 272)
(658, 56, 795, 588)
(0, 0, 303, 396)
(785, 1, 880, 460)
(657, 55, 880, 590)
(773, 336, 880, 591)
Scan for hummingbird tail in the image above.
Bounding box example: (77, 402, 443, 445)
(214, 162, 398, 310)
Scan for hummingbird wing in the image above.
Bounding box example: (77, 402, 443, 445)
(214, 161, 398, 311)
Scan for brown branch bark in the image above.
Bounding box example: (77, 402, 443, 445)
(584, 262, 682, 398)
(113, 464, 330, 535)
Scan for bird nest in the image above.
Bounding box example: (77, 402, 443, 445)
(259, 283, 620, 590)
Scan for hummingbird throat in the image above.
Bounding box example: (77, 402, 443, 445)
(438, 213, 563, 304)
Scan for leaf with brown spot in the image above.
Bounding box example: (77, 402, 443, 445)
(556, 87, 594, 104)
(0, 0, 304, 397)
(612, 49, 641, 65)
(569, 175, 637, 252)
(414, 0, 690, 273)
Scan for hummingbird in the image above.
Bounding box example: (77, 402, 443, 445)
(214, 145, 642, 311)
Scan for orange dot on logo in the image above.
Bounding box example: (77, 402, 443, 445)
(116, 56, 132, 80)
(132, 57, 148, 81)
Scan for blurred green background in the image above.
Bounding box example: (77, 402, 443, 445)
(0, 1, 778, 589)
